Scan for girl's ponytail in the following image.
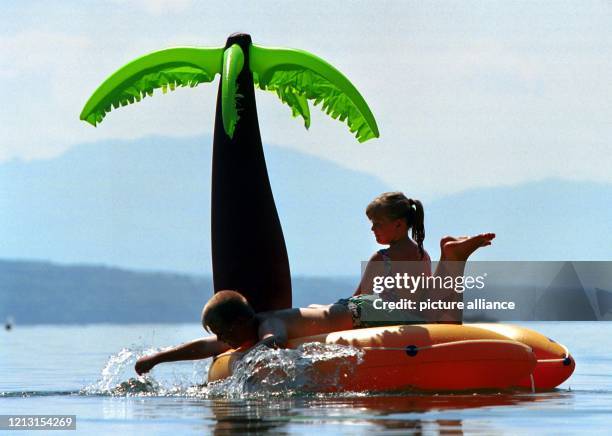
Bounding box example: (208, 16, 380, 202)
(408, 199, 425, 259)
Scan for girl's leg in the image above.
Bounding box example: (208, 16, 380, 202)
(432, 233, 495, 323)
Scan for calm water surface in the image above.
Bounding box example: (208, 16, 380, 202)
(1, 322, 611, 434)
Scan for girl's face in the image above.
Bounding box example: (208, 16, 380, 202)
(370, 215, 406, 244)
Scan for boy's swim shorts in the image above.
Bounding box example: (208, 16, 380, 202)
(334, 294, 426, 329)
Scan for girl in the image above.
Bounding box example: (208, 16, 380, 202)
(337, 192, 495, 325)
(354, 192, 431, 296)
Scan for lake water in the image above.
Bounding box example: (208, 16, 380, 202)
(1, 322, 611, 434)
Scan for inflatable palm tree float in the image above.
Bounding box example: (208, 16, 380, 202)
(81, 33, 379, 312)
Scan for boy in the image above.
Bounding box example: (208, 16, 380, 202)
(134, 290, 353, 375)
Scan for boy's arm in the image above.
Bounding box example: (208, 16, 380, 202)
(256, 317, 288, 348)
(135, 336, 231, 375)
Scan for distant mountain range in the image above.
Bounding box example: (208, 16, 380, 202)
(426, 179, 612, 262)
(2, 259, 609, 325)
(1, 135, 610, 277)
(0, 259, 356, 325)
(0, 135, 388, 276)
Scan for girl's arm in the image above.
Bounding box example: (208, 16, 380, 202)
(423, 250, 433, 276)
(354, 252, 385, 296)
(135, 336, 231, 375)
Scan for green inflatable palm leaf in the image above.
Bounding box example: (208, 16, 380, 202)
(80, 47, 223, 127)
(250, 45, 379, 143)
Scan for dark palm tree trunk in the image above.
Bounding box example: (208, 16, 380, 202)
(211, 33, 292, 312)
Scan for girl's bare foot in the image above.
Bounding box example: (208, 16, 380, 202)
(441, 233, 495, 261)
(439, 235, 471, 251)
(439, 236, 457, 251)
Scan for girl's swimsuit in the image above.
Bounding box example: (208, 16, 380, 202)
(335, 249, 429, 328)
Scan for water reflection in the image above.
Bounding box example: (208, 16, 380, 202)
(209, 399, 294, 434)
(203, 391, 573, 434)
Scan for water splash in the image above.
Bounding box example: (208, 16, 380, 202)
(80, 347, 208, 397)
(203, 342, 365, 398)
(80, 343, 364, 398)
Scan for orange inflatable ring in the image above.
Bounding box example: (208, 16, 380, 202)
(207, 323, 575, 392)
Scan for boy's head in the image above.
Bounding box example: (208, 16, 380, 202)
(201, 290, 257, 347)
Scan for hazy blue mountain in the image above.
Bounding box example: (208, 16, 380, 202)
(427, 179, 612, 261)
(1, 135, 611, 278)
(0, 136, 389, 276)
(0, 259, 356, 325)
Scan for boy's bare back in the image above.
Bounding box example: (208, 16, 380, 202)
(256, 305, 354, 344)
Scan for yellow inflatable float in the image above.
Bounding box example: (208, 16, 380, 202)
(208, 323, 574, 392)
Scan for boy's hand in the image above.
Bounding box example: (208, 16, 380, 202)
(135, 354, 157, 375)
(260, 336, 279, 348)
(254, 335, 285, 349)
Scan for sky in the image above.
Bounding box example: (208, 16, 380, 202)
(2, 0, 612, 200)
